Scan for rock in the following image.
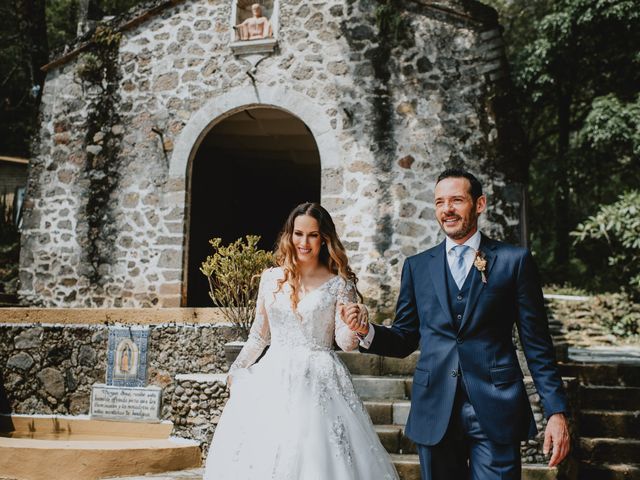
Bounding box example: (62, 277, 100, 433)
(398, 155, 415, 169)
(328, 61, 348, 75)
(154, 72, 179, 92)
(14, 328, 43, 349)
(416, 57, 433, 73)
(86, 145, 102, 156)
(78, 345, 97, 366)
(37, 367, 66, 399)
(8, 352, 34, 371)
(69, 392, 90, 415)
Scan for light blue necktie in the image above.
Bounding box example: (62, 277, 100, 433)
(451, 245, 470, 289)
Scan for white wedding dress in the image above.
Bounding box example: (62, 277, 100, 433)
(204, 267, 399, 480)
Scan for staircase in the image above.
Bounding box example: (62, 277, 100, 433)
(559, 362, 640, 480)
(342, 351, 421, 479)
(110, 352, 640, 480)
(338, 350, 569, 480)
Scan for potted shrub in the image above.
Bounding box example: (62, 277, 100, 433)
(200, 235, 275, 367)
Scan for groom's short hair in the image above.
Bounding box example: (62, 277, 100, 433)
(436, 168, 483, 201)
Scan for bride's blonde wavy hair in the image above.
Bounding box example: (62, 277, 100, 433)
(275, 202, 363, 310)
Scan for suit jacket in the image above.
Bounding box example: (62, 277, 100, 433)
(365, 235, 568, 446)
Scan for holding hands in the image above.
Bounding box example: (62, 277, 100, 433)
(339, 302, 370, 336)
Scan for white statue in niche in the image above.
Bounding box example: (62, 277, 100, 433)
(234, 3, 273, 41)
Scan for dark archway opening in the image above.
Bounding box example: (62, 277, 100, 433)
(186, 107, 321, 307)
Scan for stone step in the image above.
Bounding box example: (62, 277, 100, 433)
(580, 385, 640, 410)
(559, 362, 640, 386)
(101, 462, 570, 480)
(390, 454, 420, 480)
(579, 410, 640, 438)
(101, 468, 204, 479)
(578, 463, 640, 480)
(0, 436, 202, 480)
(387, 457, 568, 480)
(375, 425, 417, 454)
(579, 438, 640, 464)
(337, 351, 420, 376)
(352, 375, 410, 400)
(364, 400, 411, 425)
(522, 464, 575, 480)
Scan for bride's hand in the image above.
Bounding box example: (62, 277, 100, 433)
(339, 303, 370, 335)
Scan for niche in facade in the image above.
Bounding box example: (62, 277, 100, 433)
(230, 0, 279, 55)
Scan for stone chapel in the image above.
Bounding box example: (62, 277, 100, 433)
(19, 0, 527, 311)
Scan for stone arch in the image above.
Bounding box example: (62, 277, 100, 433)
(169, 85, 339, 178)
(167, 86, 338, 306)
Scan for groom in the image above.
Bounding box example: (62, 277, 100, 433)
(342, 168, 570, 479)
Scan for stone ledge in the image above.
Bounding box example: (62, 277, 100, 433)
(568, 346, 640, 365)
(0, 308, 231, 325)
(174, 373, 228, 384)
(230, 38, 277, 56)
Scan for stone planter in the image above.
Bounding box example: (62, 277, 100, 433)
(224, 341, 271, 368)
(224, 341, 246, 368)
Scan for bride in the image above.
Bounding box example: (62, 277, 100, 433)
(204, 202, 399, 479)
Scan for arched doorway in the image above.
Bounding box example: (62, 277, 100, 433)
(185, 107, 321, 306)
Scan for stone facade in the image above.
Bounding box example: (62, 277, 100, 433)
(20, 0, 525, 309)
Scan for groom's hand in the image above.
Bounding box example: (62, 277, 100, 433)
(339, 303, 370, 335)
(544, 413, 570, 467)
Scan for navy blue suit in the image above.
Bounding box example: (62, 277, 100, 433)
(366, 235, 568, 453)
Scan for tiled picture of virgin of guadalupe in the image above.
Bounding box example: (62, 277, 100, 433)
(106, 328, 149, 387)
(115, 339, 138, 377)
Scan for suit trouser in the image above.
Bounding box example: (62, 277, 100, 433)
(416, 378, 521, 480)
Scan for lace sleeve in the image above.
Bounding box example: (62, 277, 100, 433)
(334, 277, 360, 352)
(228, 269, 272, 377)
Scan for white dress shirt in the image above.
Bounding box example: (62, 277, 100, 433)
(359, 230, 482, 349)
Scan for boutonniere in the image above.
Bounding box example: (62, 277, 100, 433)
(474, 250, 488, 283)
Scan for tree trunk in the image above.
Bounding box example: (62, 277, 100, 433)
(16, 0, 48, 104)
(77, 0, 91, 36)
(554, 88, 571, 269)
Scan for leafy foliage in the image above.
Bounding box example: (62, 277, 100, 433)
(572, 191, 640, 298)
(46, 0, 80, 51)
(594, 292, 640, 339)
(485, 0, 640, 292)
(546, 291, 639, 341)
(78, 24, 124, 281)
(201, 236, 275, 340)
(1, 0, 144, 157)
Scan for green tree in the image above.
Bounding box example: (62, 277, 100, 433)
(572, 191, 640, 299)
(0, 0, 48, 156)
(486, 0, 640, 290)
(0, 0, 144, 157)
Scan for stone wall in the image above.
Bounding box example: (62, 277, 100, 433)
(20, 0, 525, 310)
(170, 374, 228, 458)
(0, 313, 577, 464)
(0, 320, 234, 417)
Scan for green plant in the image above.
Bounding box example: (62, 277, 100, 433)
(594, 293, 640, 339)
(571, 191, 640, 298)
(375, 0, 404, 41)
(200, 236, 275, 339)
(76, 25, 123, 281)
(544, 284, 591, 297)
